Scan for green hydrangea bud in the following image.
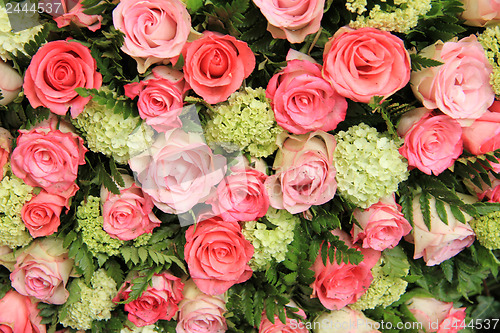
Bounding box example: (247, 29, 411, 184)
(478, 26, 500, 96)
(470, 211, 500, 250)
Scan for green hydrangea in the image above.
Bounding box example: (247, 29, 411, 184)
(478, 26, 500, 96)
(242, 208, 299, 271)
(60, 269, 117, 330)
(204, 87, 283, 158)
(0, 170, 33, 248)
(470, 211, 500, 250)
(334, 123, 409, 208)
(76, 196, 123, 256)
(121, 322, 159, 333)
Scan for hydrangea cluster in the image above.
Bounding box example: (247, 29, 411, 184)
(121, 322, 158, 333)
(469, 211, 500, 250)
(334, 123, 408, 208)
(0, 170, 33, 248)
(478, 25, 500, 96)
(204, 87, 283, 158)
(60, 269, 117, 330)
(76, 196, 123, 256)
(242, 208, 299, 271)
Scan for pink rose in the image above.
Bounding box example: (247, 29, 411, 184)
(10, 116, 87, 200)
(113, 272, 184, 327)
(460, 0, 500, 26)
(124, 66, 188, 132)
(101, 174, 161, 241)
(0, 60, 23, 105)
(398, 108, 463, 176)
(21, 191, 66, 238)
(313, 308, 381, 333)
(176, 279, 227, 333)
(183, 31, 255, 104)
(129, 129, 226, 214)
(252, 0, 325, 44)
(351, 195, 412, 251)
(462, 101, 500, 155)
(0, 290, 46, 333)
(410, 35, 494, 126)
(405, 194, 476, 266)
(113, 0, 191, 73)
(259, 306, 308, 333)
(266, 59, 347, 134)
(323, 27, 411, 103)
(465, 171, 500, 202)
(265, 131, 337, 214)
(10, 238, 74, 304)
(23, 39, 102, 118)
(184, 216, 254, 295)
(406, 296, 466, 333)
(53, 1, 103, 31)
(311, 230, 381, 310)
(0, 127, 13, 180)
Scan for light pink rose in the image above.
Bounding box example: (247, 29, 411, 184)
(101, 174, 161, 241)
(10, 116, 87, 200)
(406, 296, 466, 333)
(129, 129, 226, 214)
(465, 171, 500, 202)
(460, 0, 500, 26)
(53, 1, 103, 31)
(252, 0, 325, 44)
(112, 0, 191, 73)
(265, 131, 337, 214)
(183, 31, 255, 104)
(0, 290, 46, 333)
(23, 39, 102, 118)
(21, 191, 66, 238)
(113, 272, 184, 327)
(184, 216, 254, 295)
(176, 279, 227, 333)
(462, 101, 500, 155)
(259, 305, 308, 333)
(398, 108, 463, 176)
(351, 195, 412, 251)
(0, 60, 23, 105)
(313, 308, 381, 333)
(266, 59, 347, 134)
(10, 238, 74, 305)
(0, 127, 13, 180)
(323, 27, 411, 103)
(124, 66, 188, 132)
(311, 230, 381, 310)
(405, 194, 476, 266)
(410, 35, 494, 126)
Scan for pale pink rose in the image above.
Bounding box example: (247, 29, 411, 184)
(351, 195, 412, 251)
(410, 35, 494, 126)
(113, 272, 184, 327)
(183, 31, 255, 104)
(259, 305, 308, 333)
(184, 216, 254, 295)
(0, 290, 46, 333)
(21, 191, 66, 238)
(311, 230, 381, 310)
(462, 101, 500, 155)
(23, 39, 102, 118)
(313, 308, 381, 333)
(10, 238, 74, 304)
(406, 296, 466, 333)
(101, 174, 161, 241)
(53, 1, 103, 31)
(10, 116, 87, 200)
(266, 59, 347, 134)
(0, 60, 23, 105)
(323, 27, 411, 104)
(265, 131, 337, 214)
(252, 0, 325, 43)
(129, 129, 226, 214)
(460, 0, 500, 26)
(124, 66, 188, 132)
(176, 279, 227, 333)
(405, 194, 476, 266)
(465, 171, 500, 202)
(112, 0, 191, 73)
(0, 127, 13, 180)
(398, 108, 463, 176)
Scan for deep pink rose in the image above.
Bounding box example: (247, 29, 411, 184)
(184, 216, 254, 295)
(411, 35, 494, 126)
(183, 31, 255, 104)
(10, 238, 74, 305)
(0, 290, 46, 333)
(113, 0, 191, 73)
(101, 174, 161, 241)
(259, 306, 308, 333)
(266, 59, 347, 134)
(398, 108, 463, 176)
(311, 230, 381, 310)
(53, 1, 102, 31)
(113, 272, 184, 327)
(23, 39, 102, 118)
(0, 127, 13, 180)
(351, 195, 412, 251)
(0, 60, 23, 106)
(21, 191, 66, 238)
(252, 0, 325, 44)
(323, 27, 410, 103)
(406, 296, 466, 333)
(460, 0, 500, 26)
(265, 131, 337, 214)
(463, 101, 500, 155)
(124, 66, 188, 132)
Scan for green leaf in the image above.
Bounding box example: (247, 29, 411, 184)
(440, 259, 454, 283)
(450, 205, 466, 224)
(186, 0, 204, 11)
(419, 192, 432, 231)
(434, 199, 448, 225)
(125, 270, 155, 303)
(410, 54, 443, 71)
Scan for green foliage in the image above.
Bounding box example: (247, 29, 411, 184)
(410, 54, 444, 71)
(66, 231, 96, 284)
(368, 96, 415, 139)
(75, 88, 137, 119)
(81, 0, 115, 16)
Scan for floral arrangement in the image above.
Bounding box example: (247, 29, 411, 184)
(1, 0, 500, 332)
